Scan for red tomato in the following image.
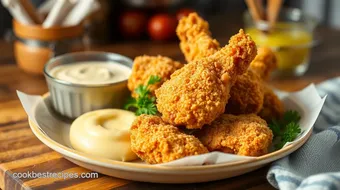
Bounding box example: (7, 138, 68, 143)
(148, 14, 177, 41)
(119, 11, 147, 38)
(176, 8, 195, 21)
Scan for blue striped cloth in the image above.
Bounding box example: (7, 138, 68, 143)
(267, 77, 340, 190)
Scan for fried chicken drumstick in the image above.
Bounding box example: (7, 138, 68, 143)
(127, 55, 183, 97)
(176, 13, 220, 62)
(196, 114, 273, 156)
(156, 29, 257, 129)
(248, 47, 284, 120)
(177, 13, 268, 115)
(130, 115, 208, 164)
(249, 47, 277, 81)
(225, 69, 264, 114)
(226, 47, 278, 114)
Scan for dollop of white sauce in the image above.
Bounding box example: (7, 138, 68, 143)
(70, 109, 138, 161)
(50, 62, 131, 85)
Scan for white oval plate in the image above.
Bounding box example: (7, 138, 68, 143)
(27, 94, 314, 183)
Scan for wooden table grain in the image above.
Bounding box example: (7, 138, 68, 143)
(0, 23, 340, 189)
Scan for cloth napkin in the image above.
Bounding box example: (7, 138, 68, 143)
(267, 77, 340, 190)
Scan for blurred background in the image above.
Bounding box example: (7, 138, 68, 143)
(0, 0, 339, 44)
(1, 0, 340, 79)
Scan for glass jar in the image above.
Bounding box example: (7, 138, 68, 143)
(243, 8, 318, 78)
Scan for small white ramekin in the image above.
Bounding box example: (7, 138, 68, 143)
(44, 51, 133, 119)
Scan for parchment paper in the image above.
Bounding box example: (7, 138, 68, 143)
(17, 84, 326, 166)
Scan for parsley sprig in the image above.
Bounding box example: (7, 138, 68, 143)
(269, 110, 302, 150)
(124, 75, 161, 116)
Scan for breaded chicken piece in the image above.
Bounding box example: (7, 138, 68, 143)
(225, 69, 264, 114)
(250, 48, 282, 121)
(225, 47, 278, 115)
(176, 13, 220, 62)
(127, 55, 183, 97)
(156, 29, 257, 129)
(177, 13, 266, 115)
(176, 12, 210, 42)
(180, 34, 220, 62)
(196, 114, 273, 156)
(249, 47, 277, 81)
(258, 86, 284, 122)
(130, 115, 208, 164)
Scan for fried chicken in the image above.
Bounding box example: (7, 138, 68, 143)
(127, 55, 183, 97)
(156, 29, 257, 129)
(196, 114, 273, 156)
(258, 86, 284, 122)
(249, 47, 277, 81)
(177, 13, 268, 115)
(225, 47, 277, 115)
(176, 13, 220, 62)
(249, 48, 282, 121)
(130, 114, 208, 164)
(225, 69, 264, 114)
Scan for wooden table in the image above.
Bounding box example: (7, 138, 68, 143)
(0, 23, 340, 189)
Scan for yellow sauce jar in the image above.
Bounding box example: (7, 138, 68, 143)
(244, 8, 318, 77)
(246, 23, 312, 70)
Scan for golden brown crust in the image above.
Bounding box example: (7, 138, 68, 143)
(179, 34, 220, 62)
(196, 114, 273, 156)
(258, 86, 285, 122)
(130, 115, 208, 164)
(177, 13, 269, 116)
(225, 47, 277, 115)
(250, 47, 277, 81)
(176, 13, 220, 62)
(176, 12, 210, 42)
(127, 55, 183, 97)
(156, 29, 257, 129)
(225, 70, 265, 114)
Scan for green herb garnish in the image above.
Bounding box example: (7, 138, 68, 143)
(269, 110, 302, 150)
(124, 75, 161, 116)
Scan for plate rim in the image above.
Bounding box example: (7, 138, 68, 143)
(28, 93, 313, 172)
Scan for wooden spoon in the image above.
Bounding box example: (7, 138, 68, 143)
(245, 0, 283, 32)
(19, 0, 43, 24)
(245, 0, 265, 22)
(267, 0, 283, 29)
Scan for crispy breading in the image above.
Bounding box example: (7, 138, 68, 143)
(196, 114, 273, 156)
(250, 47, 277, 81)
(258, 86, 284, 122)
(179, 33, 220, 62)
(130, 115, 208, 164)
(225, 47, 278, 115)
(176, 12, 210, 42)
(127, 55, 183, 97)
(176, 13, 220, 62)
(156, 29, 257, 129)
(225, 69, 264, 114)
(177, 13, 269, 116)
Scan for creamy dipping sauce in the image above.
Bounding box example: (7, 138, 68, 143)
(50, 62, 131, 85)
(70, 109, 138, 161)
